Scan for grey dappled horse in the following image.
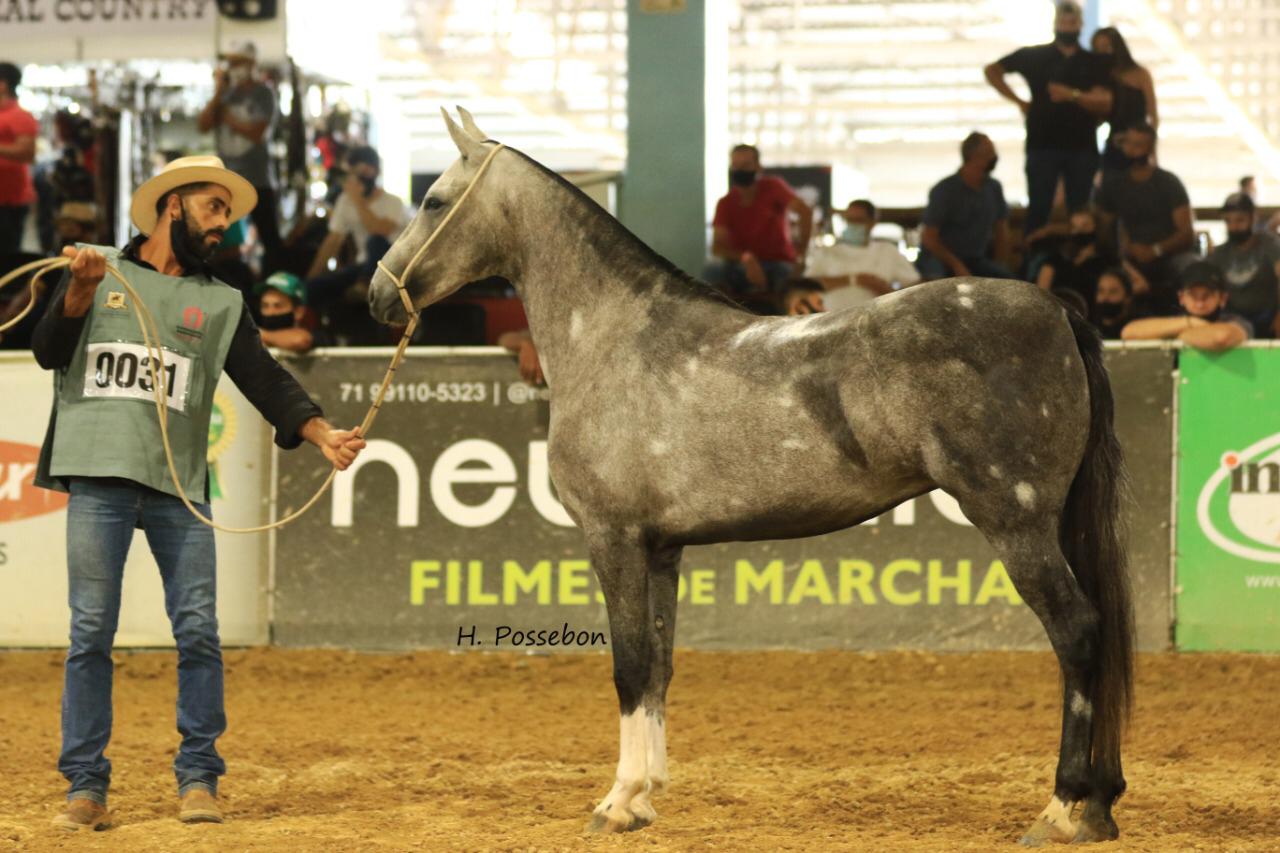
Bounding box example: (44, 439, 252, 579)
(369, 109, 1134, 845)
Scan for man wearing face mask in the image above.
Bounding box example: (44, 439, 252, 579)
(30, 156, 366, 830)
(1091, 266, 1143, 339)
(256, 271, 329, 353)
(1093, 123, 1194, 313)
(197, 40, 282, 272)
(1121, 261, 1252, 350)
(917, 132, 1014, 281)
(705, 144, 813, 297)
(984, 1, 1112, 236)
(305, 146, 409, 310)
(1206, 192, 1280, 338)
(804, 199, 920, 312)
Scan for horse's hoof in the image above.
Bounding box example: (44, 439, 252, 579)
(1020, 815, 1077, 846)
(1070, 819, 1119, 844)
(585, 809, 642, 834)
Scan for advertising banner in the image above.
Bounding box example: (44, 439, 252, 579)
(0, 354, 271, 646)
(1175, 347, 1280, 651)
(0, 0, 218, 37)
(274, 347, 1173, 652)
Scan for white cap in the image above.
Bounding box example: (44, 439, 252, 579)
(219, 39, 257, 62)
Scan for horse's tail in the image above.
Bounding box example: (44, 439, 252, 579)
(1062, 309, 1134, 790)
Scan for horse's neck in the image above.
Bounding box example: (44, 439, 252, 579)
(507, 178, 730, 381)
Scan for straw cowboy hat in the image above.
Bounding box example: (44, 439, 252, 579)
(130, 155, 257, 235)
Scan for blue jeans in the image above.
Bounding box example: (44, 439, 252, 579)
(60, 477, 225, 805)
(916, 253, 1015, 281)
(702, 258, 794, 296)
(0, 204, 29, 253)
(1024, 148, 1100, 236)
(305, 234, 392, 308)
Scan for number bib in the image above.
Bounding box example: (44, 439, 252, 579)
(82, 342, 194, 414)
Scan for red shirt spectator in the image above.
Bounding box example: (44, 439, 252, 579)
(0, 89, 38, 207)
(712, 174, 798, 263)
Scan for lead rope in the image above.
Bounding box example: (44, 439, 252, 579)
(0, 142, 506, 534)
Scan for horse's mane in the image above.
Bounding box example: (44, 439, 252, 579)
(505, 147, 748, 313)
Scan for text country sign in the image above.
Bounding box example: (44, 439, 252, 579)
(0, 0, 217, 35)
(273, 349, 1173, 652)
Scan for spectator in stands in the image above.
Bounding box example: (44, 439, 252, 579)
(53, 201, 98, 251)
(305, 146, 409, 309)
(1091, 266, 1142, 339)
(917, 132, 1013, 281)
(1035, 210, 1109, 304)
(1206, 192, 1280, 338)
(984, 1, 1111, 236)
(804, 199, 920, 311)
(1091, 27, 1157, 173)
(1093, 123, 1194, 313)
(704, 144, 813, 296)
(198, 40, 282, 271)
(782, 278, 826, 315)
(256, 272, 321, 354)
(0, 61, 38, 253)
(1239, 175, 1280, 235)
(1121, 261, 1252, 349)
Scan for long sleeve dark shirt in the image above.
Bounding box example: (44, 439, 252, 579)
(32, 251, 323, 452)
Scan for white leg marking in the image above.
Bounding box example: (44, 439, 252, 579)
(592, 710, 649, 830)
(1070, 690, 1093, 718)
(956, 283, 974, 294)
(645, 712, 669, 796)
(1014, 482, 1036, 509)
(1040, 795, 1077, 835)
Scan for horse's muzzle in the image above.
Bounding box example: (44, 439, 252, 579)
(368, 269, 408, 325)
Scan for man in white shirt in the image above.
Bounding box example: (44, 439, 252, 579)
(305, 146, 409, 308)
(804, 199, 921, 312)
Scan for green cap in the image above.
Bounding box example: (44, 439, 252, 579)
(256, 271, 306, 305)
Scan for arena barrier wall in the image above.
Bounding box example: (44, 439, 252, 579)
(272, 347, 1175, 652)
(0, 353, 272, 647)
(1175, 346, 1280, 652)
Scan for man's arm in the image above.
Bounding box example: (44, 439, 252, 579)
(306, 230, 347, 279)
(31, 247, 106, 370)
(787, 194, 813, 259)
(0, 134, 35, 163)
(345, 181, 401, 238)
(710, 225, 742, 262)
(992, 218, 1012, 270)
(1121, 315, 1207, 341)
(1180, 319, 1247, 351)
(222, 304, 325, 449)
(984, 60, 1030, 115)
(1158, 205, 1195, 256)
(1047, 82, 1113, 119)
(197, 70, 225, 133)
(920, 225, 970, 277)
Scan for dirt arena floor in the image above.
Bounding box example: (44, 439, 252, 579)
(0, 648, 1277, 852)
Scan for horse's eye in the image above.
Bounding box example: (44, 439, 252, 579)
(425, 197, 445, 211)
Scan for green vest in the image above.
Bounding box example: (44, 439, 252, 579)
(35, 245, 241, 500)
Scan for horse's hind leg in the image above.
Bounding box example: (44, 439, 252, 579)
(584, 531, 675, 834)
(981, 523, 1105, 846)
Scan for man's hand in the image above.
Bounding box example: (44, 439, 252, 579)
(518, 340, 544, 385)
(1127, 243, 1157, 264)
(342, 174, 366, 202)
(61, 245, 106, 316)
(741, 252, 767, 289)
(855, 273, 891, 294)
(1047, 82, 1075, 103)
(301, 417, 367, 471)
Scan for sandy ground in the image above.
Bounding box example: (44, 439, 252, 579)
(0, 647, 1276, 852)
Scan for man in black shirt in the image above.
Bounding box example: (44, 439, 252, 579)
(984, 1, 1112, 235)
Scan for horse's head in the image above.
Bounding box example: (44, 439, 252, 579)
(369, 107, 509, 324)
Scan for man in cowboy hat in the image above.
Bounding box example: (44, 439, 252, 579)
(30, 155, 367, 831)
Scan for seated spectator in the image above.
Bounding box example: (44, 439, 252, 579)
(306, 146, 409, 309)
(1121, 261, 1252, 350)
(917, 132, 1014, 281)
(1093, 123, 1195, 313)
(256, 272, 323, 353)
(703, 144, 812, 296)
(52, 201, 99, 250)
(1091, 265, 1145, 339)
(1035, 210, 1111, 304)
(781, 278, 826, 315)
(1206, 192, 1280, 338)
(804, 199, 920, 311)
(498, 329, 544, 385)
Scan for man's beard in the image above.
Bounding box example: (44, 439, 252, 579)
(169, 205, 223, 277)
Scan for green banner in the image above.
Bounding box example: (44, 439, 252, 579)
(1176, 348, 1280, 651)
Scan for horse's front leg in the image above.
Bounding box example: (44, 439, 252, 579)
(583, 532, 676, 834)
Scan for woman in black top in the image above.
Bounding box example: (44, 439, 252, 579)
(1093, 27, 1158, 171)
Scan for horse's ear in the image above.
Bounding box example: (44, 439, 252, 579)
(442, 107, 484, 162)
(456, 105, 486, 142)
